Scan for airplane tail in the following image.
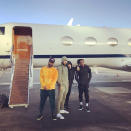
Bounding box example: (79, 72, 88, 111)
(67, 18, 74, 26)
(67, 18, 80, 26)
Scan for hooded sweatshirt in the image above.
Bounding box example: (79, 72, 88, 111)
(57, 56, 68, 86)
(67, 61, 75, 85)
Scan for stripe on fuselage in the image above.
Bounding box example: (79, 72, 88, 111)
(0, 54, 131, 59)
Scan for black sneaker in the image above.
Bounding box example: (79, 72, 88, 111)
(37, 114, 44, 120)
(78, 105, 83, 110)
(85, 106, 90, 112)
(52, 114, 57, 120)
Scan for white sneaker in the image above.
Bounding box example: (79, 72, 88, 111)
(60, 110, 69, 114)
(57, 113, 64, 119)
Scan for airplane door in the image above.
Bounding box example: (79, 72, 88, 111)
(13, 26, 32, 60)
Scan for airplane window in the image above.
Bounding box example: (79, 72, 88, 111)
(128, 39, 131, 46)
(0, 27, 5, 35)
(61, 36, 74, 46)
(85, 37, 97, 46)
(107, 38, 118, 46)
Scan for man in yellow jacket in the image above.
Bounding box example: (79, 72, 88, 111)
(37, 58, 58, 120)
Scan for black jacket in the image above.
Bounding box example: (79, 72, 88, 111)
(68, 67, 75, 85)
(75, 65, 92, 85)
(67, 61, 76, 86)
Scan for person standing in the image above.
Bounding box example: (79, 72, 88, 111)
(37, 58, 58, 120)
(75, 59, 92, 112)
(57, 56, 69, 119)
(64, 61, 75, 110)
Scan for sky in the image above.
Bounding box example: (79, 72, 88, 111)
(0, 0, 131, 28)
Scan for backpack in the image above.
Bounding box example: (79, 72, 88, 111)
(0, 94, 9, 108)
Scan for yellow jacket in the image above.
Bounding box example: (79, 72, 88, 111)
(40, 66, 58, 90)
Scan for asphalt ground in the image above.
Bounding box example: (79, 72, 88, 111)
(0, 68, 131, 131)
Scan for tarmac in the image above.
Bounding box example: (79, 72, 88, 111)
(0, 67, 131, 131)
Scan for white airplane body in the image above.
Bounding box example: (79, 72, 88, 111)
(0, 23, 131, 70)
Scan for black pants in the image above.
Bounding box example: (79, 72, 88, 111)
(78, 84, 89, 103)
(39, 89, 55, 115)
(64, 83, 72, 107)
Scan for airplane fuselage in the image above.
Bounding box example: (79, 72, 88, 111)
(0, 23, 131, 70)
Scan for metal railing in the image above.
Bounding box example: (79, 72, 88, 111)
(28, 53, 33, 88)
(27, 52, 33, 107)
(8, 47, 15, 105)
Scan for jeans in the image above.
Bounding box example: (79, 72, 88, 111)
(39, 89, 55, 115)
(64, 83, 72, 107)
(78, 84, 89, 103)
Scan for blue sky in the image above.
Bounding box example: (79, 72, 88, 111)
(0, 0, 131, 27)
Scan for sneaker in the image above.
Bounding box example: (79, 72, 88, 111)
(60, 110, 69, 114)
(56, 113, 64, 119)
(37, 114, 44, 120)
(52, 114, 57, 120)
(85, 106, 90, 112)
(78, 105, 84, 111)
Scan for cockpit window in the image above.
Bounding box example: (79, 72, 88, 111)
(0, 27, 5, 35)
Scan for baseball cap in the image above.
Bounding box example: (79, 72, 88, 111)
(49, 58, 55, 63)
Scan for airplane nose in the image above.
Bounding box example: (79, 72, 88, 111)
(4, 43, 12, 54)
(6, 42, 11, 48)
(6, 42, 10, 46)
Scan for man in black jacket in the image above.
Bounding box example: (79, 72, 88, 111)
(64, 61, 75, 110)
(75, 59, 92, 112)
